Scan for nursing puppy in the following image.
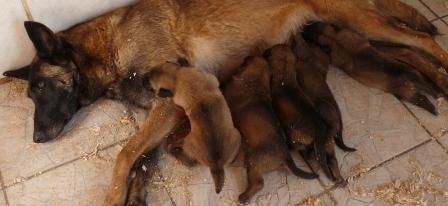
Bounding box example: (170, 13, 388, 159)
(305, 23, 441, 115)
(144, 61, 241, 193)
(265, 45, 343, 183)
(292, 34, 356, 152)
(223, 56, 317, 203)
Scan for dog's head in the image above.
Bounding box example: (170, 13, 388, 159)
(4, 22, 86, 143)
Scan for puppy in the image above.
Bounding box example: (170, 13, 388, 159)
(144, 61, 241, 193)
(304, 23, 441, 115)
(265, 45, 343, 183)
(223, 56, 317, 203)
(292, 34, 356, 152)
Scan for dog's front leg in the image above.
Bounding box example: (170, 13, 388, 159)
(103, 98, 184, 206)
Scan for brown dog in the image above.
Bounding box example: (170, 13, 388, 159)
(305, 23, 441, 115)
(223, 56, 317, 203)
(292, 34, 356, 152)
(143, 62, 241, 194)
(369, 41, 448, 95)
(2, 0, 445, 204)
(265, 45, 344, 183)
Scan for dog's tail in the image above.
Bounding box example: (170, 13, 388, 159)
(284, 154, 317, 179)
(210, 165, 225, 193)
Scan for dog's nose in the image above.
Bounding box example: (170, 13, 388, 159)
(33, 131, 48, 143)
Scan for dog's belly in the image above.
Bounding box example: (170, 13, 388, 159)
(181, 1, 316, 81)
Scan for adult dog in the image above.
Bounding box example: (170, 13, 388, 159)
(3, 0, 444, 205)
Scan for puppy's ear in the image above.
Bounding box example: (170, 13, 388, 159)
(3, 65, 31, 80)
(158, 88, 174, 98)
(177, 58, 190, 67)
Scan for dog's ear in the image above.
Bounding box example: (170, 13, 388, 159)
(24, 21, 66, 62)
(3, 65, 31, 80)
(158, 88, 174, 98)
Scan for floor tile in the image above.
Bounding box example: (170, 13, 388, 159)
(148, 150, 325, 206)
(422, 0, 448, 17)
(27, 0, 137, 32)
(5, 145, 131, 206)
(404, 19, 448, 144)
(439, 134, 448, 149)
(0, 0, 35, 76)
(330, 142, 448, 206)
(0, 190, 7, 206)
(402, 0, 437, 20)
(313, 68, 432, 187)
(0, 80, 136, 188)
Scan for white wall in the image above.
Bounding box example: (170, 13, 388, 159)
(0, 0, 136, 77)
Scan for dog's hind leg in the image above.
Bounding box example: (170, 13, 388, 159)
(372, 43, 448, 94)
(103, 99, 185, 206)
(331, 10, 448, 72)
(374, 0, 438, 36)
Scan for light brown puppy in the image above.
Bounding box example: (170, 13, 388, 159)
(265, 45, 344, 183)
(292, 34, 356, 152)
(223, 56, 317, 203)
(144, 62, 241, 193)
(305, 23, 441, 115)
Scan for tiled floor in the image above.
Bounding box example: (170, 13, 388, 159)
(1, 1, 448, 206)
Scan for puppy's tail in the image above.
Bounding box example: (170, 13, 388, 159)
(210, 166, 225, 193)
(335, 131, 357, 152)
(284, 155, 317, 179)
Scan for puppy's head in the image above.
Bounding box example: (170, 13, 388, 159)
(235, 56, 271, 87)
(303, 23, 337, 47)
(143, 62, 184, 98)
(264, 45, 297, 79)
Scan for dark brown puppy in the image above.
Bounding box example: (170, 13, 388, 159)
(223, 56, 317, 203)
(304, 23, 441, 115)
(144, 62, 241, 193)
(265, 45, 343, 183)
(292, 34, 356, 152)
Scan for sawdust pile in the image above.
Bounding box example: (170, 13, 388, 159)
(303, 196, 324, 206)
(351, 162, 448, 206)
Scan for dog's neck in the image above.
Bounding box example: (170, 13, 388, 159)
(57, 7, 131, 103)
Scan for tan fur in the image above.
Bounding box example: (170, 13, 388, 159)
(223, 56, 316, 203)
(145, 63, 241, 194)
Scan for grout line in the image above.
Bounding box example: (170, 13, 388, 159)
(0, 170, 10, 206)
(418, 0, 448, 28)
(419, 0, 441, 19)
(401, 102, 448, 153)
(3, 139, 128, 190)
(20, 0, 34, 21)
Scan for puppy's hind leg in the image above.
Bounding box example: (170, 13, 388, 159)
(239, 162, 264, 204)
(126, 150, 158, 206)
(315, 99, 356, 152)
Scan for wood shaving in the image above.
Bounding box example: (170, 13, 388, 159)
(82, 142, 102, 160)
(351, 162, 448, 206)
(303, 196, 324, 206)
(435, 129, 447, 139)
